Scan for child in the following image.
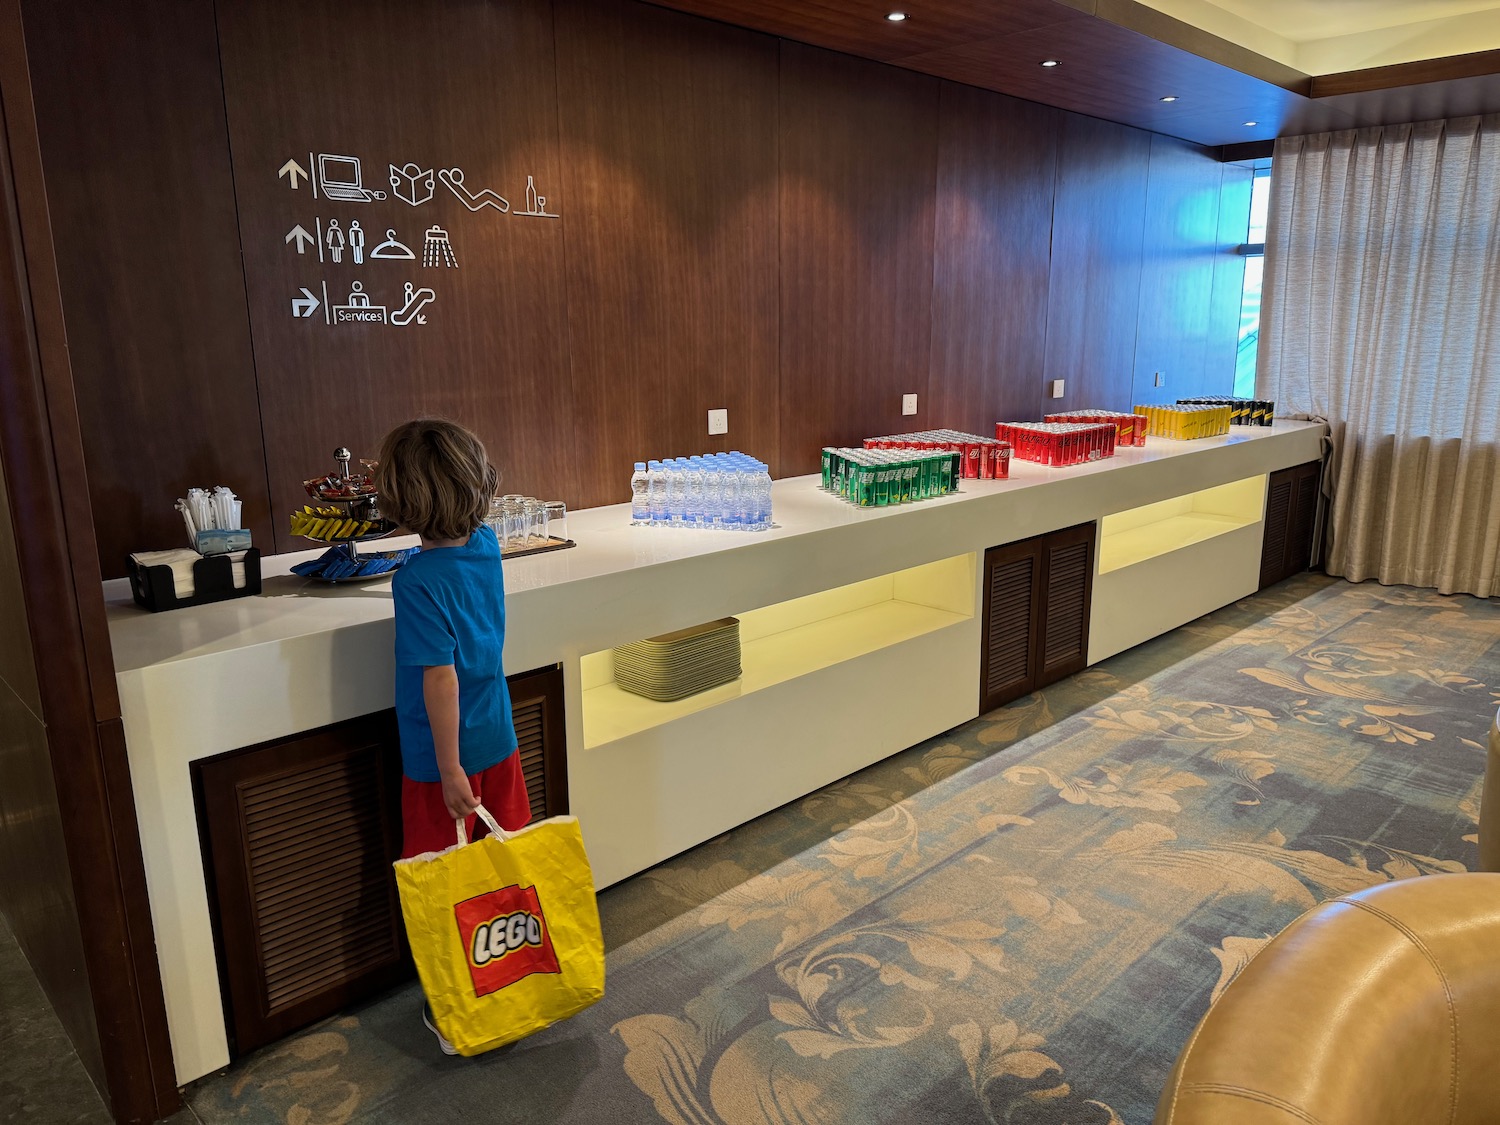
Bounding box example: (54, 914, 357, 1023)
(374, 418, 531, 1054)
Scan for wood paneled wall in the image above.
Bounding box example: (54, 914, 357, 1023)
(25, 0, 1250, 577)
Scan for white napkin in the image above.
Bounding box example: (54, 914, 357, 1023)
(130, 549, 202, 598)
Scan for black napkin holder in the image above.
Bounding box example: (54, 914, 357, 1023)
(128, 549, 262, 612)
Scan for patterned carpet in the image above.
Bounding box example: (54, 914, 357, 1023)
(189, 574, 1495, 1125)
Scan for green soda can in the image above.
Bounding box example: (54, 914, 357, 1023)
(821, 448, 833, 490)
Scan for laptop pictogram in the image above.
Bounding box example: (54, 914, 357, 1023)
(319, 154, 387, 202)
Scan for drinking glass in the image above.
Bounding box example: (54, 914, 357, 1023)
(501, 499, 527, 553)
(523, 499, 546, 547)
(542, 501, 568, 543)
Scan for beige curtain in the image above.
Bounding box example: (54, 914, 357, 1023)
(1259, 118, 1500, 597)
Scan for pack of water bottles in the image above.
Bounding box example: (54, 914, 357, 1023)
(629, 453, 774, 531)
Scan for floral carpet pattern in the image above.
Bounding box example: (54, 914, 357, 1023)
(190, 575, 1496, 1125)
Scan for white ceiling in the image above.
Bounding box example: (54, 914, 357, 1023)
(1135, 0, 1500, 73)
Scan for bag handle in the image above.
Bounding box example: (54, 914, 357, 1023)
(456, 802, 512, 847)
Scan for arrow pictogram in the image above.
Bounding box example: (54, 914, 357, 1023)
(291, 287, 320, 318)
(278, 159, 308, 189)
(285, 224, 315, 254)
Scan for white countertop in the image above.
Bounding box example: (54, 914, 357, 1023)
(111, 418, 1326, 1087)
(105, 421, 1326, 676)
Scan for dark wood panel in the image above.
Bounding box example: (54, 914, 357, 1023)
(779, 43, 940, 475)
(981, 538, 1041, 713)
(646, 0, 1090, 63)
(1131, 134, 1225, 406)
(1311, 48, 1500, 98)
(22, 0, 271, 579)
(0, 4, 178, 1114)
(1037, 522, 1094, 684)
(217, 0, 576, 544)
(555, 0, 779, 496)
(927, 82, 1057, 432)
(0, 453, 40, 717)
(0, 685, 101, 1081)
(196, 711, 407, 1056)
(1042, 114, 1151, 414)
(507, 664, 570, 817)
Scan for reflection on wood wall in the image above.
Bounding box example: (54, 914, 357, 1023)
(25, 0, 1248, 577)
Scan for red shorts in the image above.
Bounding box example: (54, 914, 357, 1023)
(400, 752, 532, 859)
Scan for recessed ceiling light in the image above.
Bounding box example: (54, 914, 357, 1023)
(886, 11, 907, 21)
(1243, 120, 1259, 127)
(1040, 59, 1061, 67)
(1159, 95, 1179, 103)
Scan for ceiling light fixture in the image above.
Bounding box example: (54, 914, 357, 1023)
(1243, 120, 1259, 127)
(886, 11, 908, 21)
(1040, 59, 1060, 67)
(1159, 95, 1179, 103)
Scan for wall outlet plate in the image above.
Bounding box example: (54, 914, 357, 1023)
(1154, 371, 1165, 388)
(1050, 379, 1065, 399)
(707, 408, 728, 436)
(902, 393, 918, 416)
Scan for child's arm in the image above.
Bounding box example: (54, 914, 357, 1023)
(424, 664, 480, 820)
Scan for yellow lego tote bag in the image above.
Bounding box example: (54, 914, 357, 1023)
(394, 805, 604, 1055)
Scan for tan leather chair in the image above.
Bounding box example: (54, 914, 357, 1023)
(1480, 707, 1500, 872)
(1155, 873, 1500, 1124)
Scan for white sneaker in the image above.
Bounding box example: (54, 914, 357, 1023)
(423, 1004, 458, 1056)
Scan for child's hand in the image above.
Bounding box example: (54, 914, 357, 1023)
(441, 770, 481, 821)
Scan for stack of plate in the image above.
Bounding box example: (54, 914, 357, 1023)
(613, 618, 742, 702)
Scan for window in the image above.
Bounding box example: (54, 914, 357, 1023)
(1234, 167, 1271, 398)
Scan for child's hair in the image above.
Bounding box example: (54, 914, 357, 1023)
(374, 419, 499, 540)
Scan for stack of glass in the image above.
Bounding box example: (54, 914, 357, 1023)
(1176, 397, 1276, 426)
(862, 429, 1011, 480)
(994, 421, 1119, 466)
(485, 495, 569, 553)
(1043, 409, 1147, 447)
(629, 452, 774, 532)
(1132, 403, 1233, 440)
(820, 447, 960, 508)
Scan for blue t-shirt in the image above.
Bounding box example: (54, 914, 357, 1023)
(392, 523, 518, 782)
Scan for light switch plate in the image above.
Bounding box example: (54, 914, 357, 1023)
(1050, 379, 1065, 399)
(1154, 371, 1165, 388)
(707, 408, 728, 436)
(902, 393, 918, 416)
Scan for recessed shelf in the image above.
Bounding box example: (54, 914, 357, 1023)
(581, 554, 974, 748)
(1098, 476, 1265, 574)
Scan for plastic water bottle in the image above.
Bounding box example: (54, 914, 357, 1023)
(718, 455, 740, 530)
(630, 462, 650, 525)
(667, 459, 688, 526)
(735, 458, 753, 529)
(751, 460, 773, 531)
(685, 456, 705, 528)
(702, 458, 721, 530)
(647, 460, 668, 525)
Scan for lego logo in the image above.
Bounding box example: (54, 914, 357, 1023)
(470, 912, 545, 966)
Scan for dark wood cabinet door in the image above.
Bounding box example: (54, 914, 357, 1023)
(981, 538, 1043, 713)
(1037, 523, 1095, 685)
(196, 664, 568, 1057)
(980, 522, 1096, 713)
(1260, 460, 1322, 589)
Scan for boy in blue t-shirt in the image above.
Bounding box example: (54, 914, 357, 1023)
(374, 419, 529, 1052)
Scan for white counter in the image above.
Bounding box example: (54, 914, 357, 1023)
(107, 421, 1325, 1083)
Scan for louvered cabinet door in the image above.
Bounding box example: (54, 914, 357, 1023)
(1260, 460, 1322, 588)
(507, 664, 569, 819)
(980, 539, 1042, 713)
(1037, 523, 1095, 686)
(1259, 470, 1294, 588)
(197, 711, 407, 1055)
(196, 665, 569, 1057)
